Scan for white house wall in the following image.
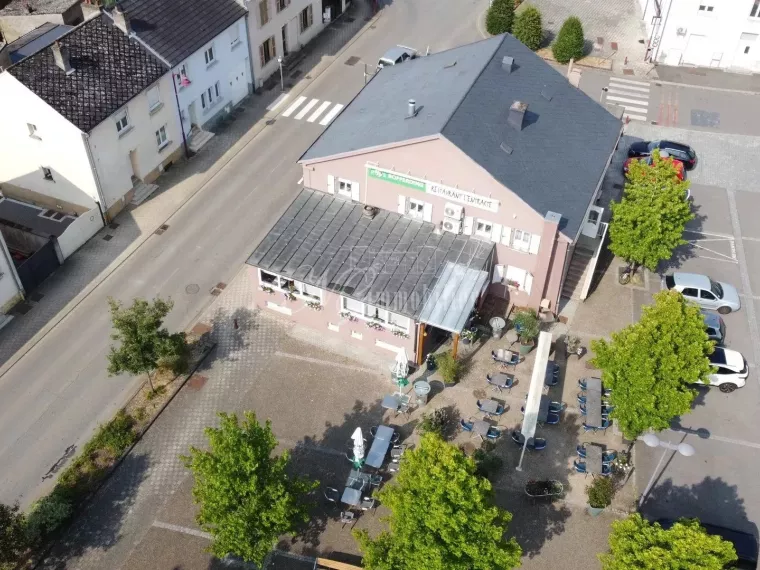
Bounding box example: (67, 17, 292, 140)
(246, 0, 324, 88)
(0, 232, 23, 313)
(172, 17, 252, 135)
(87, 71, 183, 213)
(0, 72, 99, 211)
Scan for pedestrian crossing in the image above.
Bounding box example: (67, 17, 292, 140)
(605, 77, 651, 122)
(280, 95, 345, 126)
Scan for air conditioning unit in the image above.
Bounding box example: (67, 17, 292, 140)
(676, 27, 687, 36)
(442, 218, 462, 234)
(443, 202, 463, 219)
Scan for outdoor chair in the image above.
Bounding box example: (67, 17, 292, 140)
(360, 497, 377, 512)
(491, 350, 520, 368)
(390, 445, 405, 462)
(324, 487, 340, 503)
(545, 374, 559, 387)
(530, 437, 547, 450)
(387, 462, 399, 473)
(397, 401, 413, 417)
(486, 374, 514, 393)
(511, 430, 524, 446)
(340, 511, 356, 528)
(548, 401, 566, 413)
(370, 426, 378, 438)
(369, 474, 384, 488)
(576, 444, 587, 458)
(599, 464, 613, 476)
(573, 460, 587, 474)
(390, 431, 401, 444)
(460, 419, 474, 432)
(583, 418, 612, 433)
(602, 451, 618, 463)
(485, 427, 502, 440)
(545, 412, 561, 425)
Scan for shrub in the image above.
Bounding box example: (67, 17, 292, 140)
(88, 410, 137, 457)
(552, 16, 585, 64)
(473, 448, 504, 479)
(513, 5, 543, 50)
(486, 0, 515, 35)
(587, 476, 615, 508)
(157, 332, 190, 375)
(418, 408, 454, 438)
(0, 502, 28, 566)
(25, 490, 73, 543)
(435, 351, 461, 384)
(513, 310, 540, 344)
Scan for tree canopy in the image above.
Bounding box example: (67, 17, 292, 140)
(591, 290, 714, 439)
(0, 502, 28, 568)
(609, 149, 694, 272)
(182, 412, 316, 566)
(486, 0, 515, 35)
(600, 514, 737, 570)
(354, 433, 521, 570)
(513, 5, 543, 51)
(551, 16, 584, 63)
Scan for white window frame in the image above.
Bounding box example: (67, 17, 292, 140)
(475, 218, 493, 238)
(155, 125, 169, 150)
(340, 297, 410, 333)
(201, 82, 221, 111)
(258, 269, 323, 302)
(229, 23, 241, 47)
(511, 229, 532, 252)
(299, 4, 313, 32)
(337, 178, 354, 198)
(147, 85, 161, 112)
(115, 110, 130, 134)
(204, 45, 215, 66)
(407, 198, 426, 219)
(176, 63, 189, 88)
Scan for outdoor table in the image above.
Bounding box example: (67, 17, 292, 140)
(342, 469, 370, 506)
(472, 420, 490, 440)
(585, 443, 604, 475)
(366, 425, 394, 468)
(479, 399, 500, 417)
(491, 372, 514, 389)
(381, 392, 409, 412)
(585, 378, 603, 427)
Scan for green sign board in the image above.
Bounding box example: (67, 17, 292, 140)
(368, 168, 426, 191)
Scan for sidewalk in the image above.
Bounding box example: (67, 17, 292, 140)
(0, 0, 379, 375)
(655, 64, 760, 94)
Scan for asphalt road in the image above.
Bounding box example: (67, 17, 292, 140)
(0, 0, 486, 508)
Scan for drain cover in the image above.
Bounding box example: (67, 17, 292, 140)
(186, 284, 200, 294)
(623, 69, 635, 75)
(154, 224, 169, 236)
(266, 119, 276, 125)
(216, 282, 227, 290)
(187, 374, 208, 391)
(102, 234, 113, 241)
(345, 56, 360, 66)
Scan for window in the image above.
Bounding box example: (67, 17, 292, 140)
(300, 283, 322, 300)
(201, 82, 221, 110)
(277, 0, 289, 12)
(41, 166, 53, 181)
(259, 36, 276, 66)
(28, 123, 39, 138)
(115, 110, 129, 134)
(407, 198, 425, 219)
(700, 289, 716, 300)
(746, 46, 752, 54)
(698, 4, 714, 10)
(155, 125, 168, 149)
(511, 229, 532, 252)
(505, 265, 533, 294)
(147, 85, 161, 111)
(338, 179, 354, 198)
(681, 287, 698, 298)
(475, 219, 493, 238)
(752, 0, 760, 16)
(204, 45, 215, 65)
(259, 0, 270, 26)
(342, 297, 364, 314)
(229, 24, 240, 46)
(299, 4, 313, 32)
(258, 270, 323, 301)
(341, 297, 409, 332)
(175, 63, 188, 87)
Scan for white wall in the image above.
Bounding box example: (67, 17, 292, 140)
(0, 72, 99, 210)
(87, 71, 183, 211)
(172, 17, 252, 135)
(0, 232, 24, 313)
(245, 0, 324, 88)
(57, 205, 104, 259)
(651, 0, 760, 70)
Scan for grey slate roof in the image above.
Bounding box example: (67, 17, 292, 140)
(246, 189, 493, 320)
(0, 197, 74, 238)
(0, 0, 79, 16)
(110, 0, 247, 65)
(2, 22, 72, 64)
(7, 14, 168, 132)
(301, 34, 623, 239)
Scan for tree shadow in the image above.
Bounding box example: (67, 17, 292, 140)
(656, 203, 707, 274)
(205, 306, 260, 363)
(38, 452, 152, 567)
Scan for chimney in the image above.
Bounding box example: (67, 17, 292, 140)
(51, 41, 74, 75)
(507, 101, 527, 131)
(407, 99, 416, 118)
(501, 56, 514, 73)
(112, 4, 131, 33)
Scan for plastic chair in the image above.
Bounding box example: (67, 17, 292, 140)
(576, 444, 587, 458)
(390, 431, 401, 444)
(340, 511, 356, 528)
(460, 419, 474, 432)
(324, 487, 340, 503)
(370, 426, 378, 438)
(511, 430, 524, 446)
(574, 460, 587, 473)
(545, 412, 560, 425)
(360, 497, 377, 512)
(602, 450, 618, 463)
(485, 427, 502, 440)
(545, 373, 559, 387)
(477, 400, 505, 417)
(548, 401, 566, 413)
(530, 437, 547, 450)
(583, 418, 611, 433)
(369, 474, 384, 488)
(387, 462, 399, 473)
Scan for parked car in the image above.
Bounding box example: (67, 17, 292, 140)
(702, 310, 726, 345)
(699, 346, 749, 393)
(627, 140, 697, 170)
(377, 45, 419, 70)
(657, 519, 758, 569)
(665, 272, 741, 314)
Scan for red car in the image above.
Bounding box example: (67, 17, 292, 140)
(623, 154, 685, 180)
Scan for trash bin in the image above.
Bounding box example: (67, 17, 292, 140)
(489, 317, 506, 339)
(426, 354, 436, 371)
(414, 380, 431, 405)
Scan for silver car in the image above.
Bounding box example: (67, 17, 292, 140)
(665, 272, 741, 314)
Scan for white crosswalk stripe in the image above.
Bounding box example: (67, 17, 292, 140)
(278, 96, 344, 126)
(607, 76, 651, 123)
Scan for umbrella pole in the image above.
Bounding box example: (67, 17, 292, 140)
(516, 437, 528, 471)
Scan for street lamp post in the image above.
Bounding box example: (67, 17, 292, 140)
(638, 433, 695, 508)
(600, 86, 609, 103)
(277, 56, 284, 92)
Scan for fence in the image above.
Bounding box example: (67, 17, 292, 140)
(16, 238, 60, 292)
(57, 205, 104, 260)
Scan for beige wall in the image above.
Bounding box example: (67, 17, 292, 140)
(301, 137, 571, 308)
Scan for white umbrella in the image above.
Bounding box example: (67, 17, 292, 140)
(351, 427, 365, 465)
(393, 348, 409, 378)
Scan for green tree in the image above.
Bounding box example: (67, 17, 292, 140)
(600, 514, 737, 570)
(486, 0, 515, 35)
(609, 149, 694, 274)
(107, 296, 188, 391)
(182, 412, 317, 566)
(354, 433, 521, 570)
(0, 502, 28, 568)
(591, 290, 714, 439)
(551, 16, 585, 63)
(513, 6, 543, 51)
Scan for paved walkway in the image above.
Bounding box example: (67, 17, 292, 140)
(655, 64, 760, 93)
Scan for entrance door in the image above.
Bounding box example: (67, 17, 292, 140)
(188, 101, 198, 131)
(128, 149, 140, 183)
(683, 34, 711, 66)
(734, 33, 758, 70)
(581, 206, 604, 238)
(228, 60, 248, 105)
(281, 24, 289, 57)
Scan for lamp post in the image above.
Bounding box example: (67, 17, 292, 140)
(638, 433, 695, 508)
(600, 86, 609, 103)
(277, 56, 284, 92)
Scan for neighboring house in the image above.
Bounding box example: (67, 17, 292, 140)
(0, 0, 94, 43)
(245, 0, 324, 89)
(0, 201, 25, 326)
(104, 0, 252, 152)
(0, 21, 70, 69)
(0, 14, 183, 220)
(245, 34, 621, 361)
(641, 0, 760, 70)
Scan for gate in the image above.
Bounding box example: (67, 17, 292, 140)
(16, 238, 60, 292)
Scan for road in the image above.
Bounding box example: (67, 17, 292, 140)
(0, 0, 486, 508)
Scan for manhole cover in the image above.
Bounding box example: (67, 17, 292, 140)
(102, 234, 113, 241)
(186, 284, 200, 295)
(345, 56, 360, 66)
(109, 222, 120, 230)
(154, 224, 169, 236)
(216, 282, 227, 290)
(29, 292, 44, 302)
(266, 119, 276, 125)
(187, 375, 208, 391)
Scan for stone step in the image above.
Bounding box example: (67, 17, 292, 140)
(188, 129, 215, 153)
(130, 181, 159, 206)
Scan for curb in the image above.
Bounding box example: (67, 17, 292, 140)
(0, 8, 384, 382)
(651, 77, 760, 96)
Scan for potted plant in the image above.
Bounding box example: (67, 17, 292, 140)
(513, 309, 540, 355)
(461, 328, 478, 345)
(435, 350, 460, 386)
(586, 476, 614, 516)
(565, 334, 582, 357)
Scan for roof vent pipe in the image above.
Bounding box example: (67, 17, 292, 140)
(407, 99, 416, 118)
(508, 101, 528, 131)
(501, 56, 514, 73)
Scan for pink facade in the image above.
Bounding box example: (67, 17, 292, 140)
(300, 137, 572, 312)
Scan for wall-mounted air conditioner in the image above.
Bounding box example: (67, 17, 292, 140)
(442, 218, 462, 234)
(443, 202, 463, 219)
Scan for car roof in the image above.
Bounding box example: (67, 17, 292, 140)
(709, 346, 744, 369)
(701, 310, 723, 329)
(672, 272, 711, 289)
(660, 140, 691, 151)
(381, 46, 413, 60)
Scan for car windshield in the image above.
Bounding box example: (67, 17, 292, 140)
(687, 148, 696, 159)
(710, 279, 724, 299)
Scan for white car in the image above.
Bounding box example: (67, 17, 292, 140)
(698, 347, 749, 393)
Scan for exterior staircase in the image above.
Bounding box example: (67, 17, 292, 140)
(130, 181, 159, 206)
(187, 126, 215, 153)
(560, 246, 595, 300)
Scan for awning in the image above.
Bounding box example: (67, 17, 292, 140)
(521, 331, 552, 440)
(416, 261, 489, 334)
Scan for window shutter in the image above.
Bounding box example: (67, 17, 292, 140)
(259, 43, 265, 67)
(492, 264, 505, 284)
(422, 202, 433, 222)
(528, 234, 541, 255)
(501, 226, 512, 246)
(351, 181, 360, 201)
(397, 195, 407, 214)
(327, 174, 335, 194)
(524, 272, 533, 294)
(490, 223, 502, 243)
(463, 216, 474, 235)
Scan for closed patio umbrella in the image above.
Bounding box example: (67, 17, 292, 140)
(351, 427, 365, 468)
(392, 349, 409, 384)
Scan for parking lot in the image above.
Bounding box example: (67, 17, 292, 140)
(621, 124, 760, 537)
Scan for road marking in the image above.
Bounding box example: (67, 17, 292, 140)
(281, 96, 307, 117)
(610, 77, 651, 87)
(608, 85, 651, 95)
(294, 98, 319, 120)
(606, 95, 649, 108)
(307, 101, 332, 123)
(623, 113, 648, 121)
(153, 521, 212, 540)
(319, 103, 344, 125)
(266, 93, 289, 112)
(684, 229, 735, 239)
